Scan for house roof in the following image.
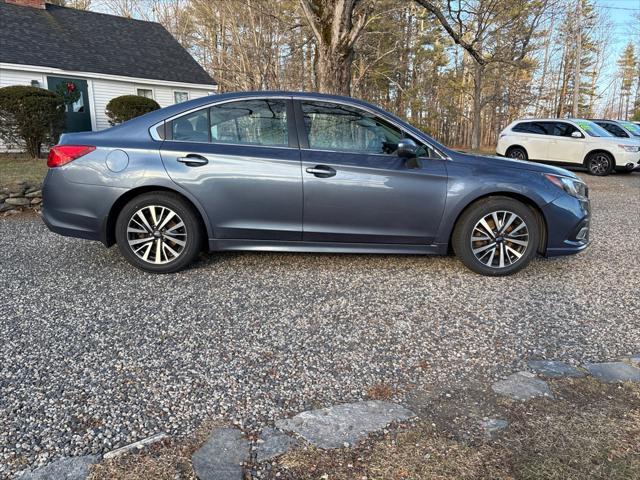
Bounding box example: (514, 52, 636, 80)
(0, 2, 215, 85)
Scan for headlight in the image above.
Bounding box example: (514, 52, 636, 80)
(543, 174, 588, 199)
(618, 144, 640, 152)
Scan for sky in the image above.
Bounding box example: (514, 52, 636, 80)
(590, 0, 639, 110)
(595, 0, 640, 64)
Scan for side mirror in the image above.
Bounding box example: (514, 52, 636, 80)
(397, 138, 418, 158)
(571, 131, 583, 138)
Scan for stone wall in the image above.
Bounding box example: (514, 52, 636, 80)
(0, 181, 42, 216)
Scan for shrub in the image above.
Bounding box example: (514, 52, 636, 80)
(106, 95, 160, 125)
(0, 85, 65, 158)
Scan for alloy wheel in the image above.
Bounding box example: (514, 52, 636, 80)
(589, 155, 610, 175)
(508, 149, 526, 160)
(126, 205, 187, 264)
(470, 210, 529, 268)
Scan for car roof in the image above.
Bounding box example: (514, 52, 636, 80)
(588, 119, 632, 123)
(511, 118, 582, 123)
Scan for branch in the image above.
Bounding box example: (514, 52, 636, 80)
(415, 0, 487, 66)
(299, 0, 322, 43)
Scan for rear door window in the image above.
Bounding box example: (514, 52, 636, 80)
(551, 122, 580, 137)
(169, 99, 290, 146)
(171, 109, 209, 142)
(209, 99, 289, 147)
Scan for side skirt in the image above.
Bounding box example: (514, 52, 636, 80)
(209, 239, 449, 255)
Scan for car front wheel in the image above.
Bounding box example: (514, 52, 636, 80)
(115, 192, 202, 273)
(452, 197, 540, 276)
(586, 152, 613, 176)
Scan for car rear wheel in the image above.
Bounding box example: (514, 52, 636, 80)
(586, 152, 613, 176)
(506, 147, 528, 160)
(452, 197, 539, 276)
(115, 192, 202, 273)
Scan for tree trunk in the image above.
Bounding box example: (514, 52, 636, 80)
(315, 44, 354, 95)
(572, 0, 582, 117)
(299, 0, 369, 96)
(471, 62, 483, 150)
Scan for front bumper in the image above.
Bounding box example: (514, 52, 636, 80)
(617, 159, 640, 171)
(616, 151, 640, 171)
(542, 193, 591, 257)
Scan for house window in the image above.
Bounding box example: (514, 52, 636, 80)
(174, 91, 189, 103)
(137, 88, 154, 99)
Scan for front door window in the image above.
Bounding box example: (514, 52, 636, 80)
(301, 101, 402, 154)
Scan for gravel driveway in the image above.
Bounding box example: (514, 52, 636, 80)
(1, 172, 639, 477)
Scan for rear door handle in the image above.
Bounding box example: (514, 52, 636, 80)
(306, 165, 336, 178)
(177, 154, 208, 167)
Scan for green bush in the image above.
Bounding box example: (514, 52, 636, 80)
(0, 85, 65, 158)
(106, 95, 160, 125)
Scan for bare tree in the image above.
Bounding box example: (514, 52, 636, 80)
(299, 0, 372, 94)
(414, 0, 546, 149)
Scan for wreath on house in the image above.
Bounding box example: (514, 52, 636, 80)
(55, 81, 81, 105)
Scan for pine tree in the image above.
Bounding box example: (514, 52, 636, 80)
(618, 42, 637, 120)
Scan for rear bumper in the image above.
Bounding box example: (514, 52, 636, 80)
(42, 169, 126, 243)
(542, 193, 591, 257)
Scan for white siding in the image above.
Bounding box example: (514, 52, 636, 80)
(0, 65, 216, 152)
(92, 81, 213, 130)
(91, 78, 136, 130)
(153, 86, 210, 108)
(0, 67, 46, 88)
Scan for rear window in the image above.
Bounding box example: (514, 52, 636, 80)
(512, 122, 547, 135)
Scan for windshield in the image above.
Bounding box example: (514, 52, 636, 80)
(619, 121, 640, 137)
(573, 120, 614, 137)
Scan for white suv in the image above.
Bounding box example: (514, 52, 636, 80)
(497, 118, 640, 176)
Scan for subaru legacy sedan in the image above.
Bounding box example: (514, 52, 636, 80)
(43, 92, 590, 276)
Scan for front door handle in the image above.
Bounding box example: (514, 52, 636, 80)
(177, 154, 208, 167)
(306, 165, 336, 178)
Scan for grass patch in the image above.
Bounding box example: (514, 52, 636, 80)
(0, 153, 48, 188)
(88, 422, 219, 480)
(366, 383, 394, 400)
(274, 378, 640, 480)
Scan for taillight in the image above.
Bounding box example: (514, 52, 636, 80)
(47, 145, 96, 168)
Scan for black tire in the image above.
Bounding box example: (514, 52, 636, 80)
(452, 197, 540, 276)
(506, 146, 528, 160)
(115, 192, 203, 273)
(585, 152, 613, 176)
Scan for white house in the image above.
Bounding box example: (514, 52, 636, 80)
(0, 0, 217, 138)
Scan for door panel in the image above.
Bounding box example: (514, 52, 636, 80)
(161, 142, 302, 240)
(546, 137, 585, 164)
(544, 122, 586, 164)
(160, 98, 303, 241)
(301, 152, 447, 244)
(295, 99, 447, 244)
(510, 122, 550, 160)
